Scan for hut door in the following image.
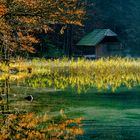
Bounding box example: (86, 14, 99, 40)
(96, 45, 108, 58)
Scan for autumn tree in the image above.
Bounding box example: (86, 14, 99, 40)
(0, 0, 85, 59)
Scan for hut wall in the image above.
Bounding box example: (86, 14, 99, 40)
(108, 43, 123, 56)
(75, 46, 96, 55)
(96, 45, 109, 58)
(96, 43, 123, 58)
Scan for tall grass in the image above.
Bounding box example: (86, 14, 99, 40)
(1, 57, 140, 92)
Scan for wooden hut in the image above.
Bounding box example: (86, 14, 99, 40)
(76, 29, 122, 58)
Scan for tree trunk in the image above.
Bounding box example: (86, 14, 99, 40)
(64, 24, 72, 58)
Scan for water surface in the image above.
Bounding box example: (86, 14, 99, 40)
(0, 75, 140, 140)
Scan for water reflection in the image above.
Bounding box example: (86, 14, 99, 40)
(26, 71, 140, 93)
(0, 74, 35, 114)
(0, 112, 84, 140)
(0, 68, 140, 114)
(0, 75, 84, 140)
(0, 71, 140, 139)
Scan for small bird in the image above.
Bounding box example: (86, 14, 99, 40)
(24, 95, 33, 101)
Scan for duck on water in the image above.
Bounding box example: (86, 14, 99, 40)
(24, 95, 33, 101)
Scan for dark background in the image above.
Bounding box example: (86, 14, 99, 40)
(84, 0, 140, 56)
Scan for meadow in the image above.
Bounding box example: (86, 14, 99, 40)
(1, 57, 140, 92)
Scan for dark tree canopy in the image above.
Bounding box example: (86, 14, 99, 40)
(85, 0, 140, 55)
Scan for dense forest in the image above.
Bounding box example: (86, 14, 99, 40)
(35, 0, 140, 57)
(0, 0, 140, 58)
(36, 0, 140, 58)
(86, 0, 140, 56)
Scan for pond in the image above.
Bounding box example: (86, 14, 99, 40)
(0, 73, 140, 140)
(1, 58, 140, 139)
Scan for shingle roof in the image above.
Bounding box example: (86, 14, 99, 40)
(77, 29, 118, 46)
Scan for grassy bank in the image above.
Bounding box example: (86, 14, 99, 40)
(1, 58, 140, 92)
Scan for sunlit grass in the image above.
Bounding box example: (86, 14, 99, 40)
(1, 57, 140, 92)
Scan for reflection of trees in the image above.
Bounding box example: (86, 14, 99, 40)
(0, 77, 10, 114)
(0, 75, 84, 140)
(0, 112, 84, 140)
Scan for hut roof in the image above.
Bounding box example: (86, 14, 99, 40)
(77, 29, 118, 46)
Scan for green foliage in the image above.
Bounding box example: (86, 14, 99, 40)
(41, 38, 64, 58)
